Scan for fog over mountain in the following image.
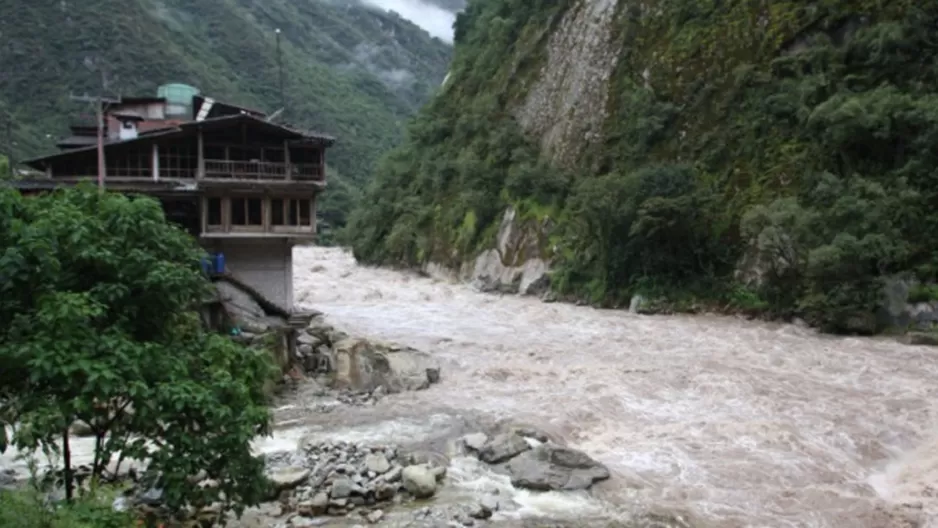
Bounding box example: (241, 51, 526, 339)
(359, 0, 463, 42)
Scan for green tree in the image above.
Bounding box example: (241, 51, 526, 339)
(0, 185, 274, 516)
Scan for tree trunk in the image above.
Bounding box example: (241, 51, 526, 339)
(62, 428, 73, 502)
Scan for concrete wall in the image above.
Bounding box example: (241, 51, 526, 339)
(204, 238, 294, 310)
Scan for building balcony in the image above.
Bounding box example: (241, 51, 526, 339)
(203, 159, 323, 181)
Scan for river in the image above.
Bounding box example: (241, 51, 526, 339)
(2, 246, 936, 527)
(290, 246, 938, 528)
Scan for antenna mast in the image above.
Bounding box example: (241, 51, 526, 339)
(69, 70, 118, 191)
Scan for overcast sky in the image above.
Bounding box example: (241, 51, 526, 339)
(359, 0, 457, 42)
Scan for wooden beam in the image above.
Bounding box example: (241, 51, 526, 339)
(152, 144, 160, 181)
(263, 196, 272, 233)
(320, 148, 325, 181)
(284, 140, 291, 180)
(200, 196, 208, 234)
(196, 129, 205, 179)
(310, 194, 317, 235)
(222, 196, 231, 233)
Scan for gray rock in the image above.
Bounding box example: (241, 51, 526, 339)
(290, 516, 322, 528)
(268, 467, 310, 491)
(909, 332, 938, 346)
(366, 509, 385, 523)
(332, 337, 441, 393)
(68, 420, 95, 438)
(330, 477, 355, 499)
(298, 332, 322, 347)
(402, 464, 438, 499)
(216, 281, 270, 333)
(298, 492, 329, 516)
(364, 453, 391, 475)
(461, 432, 488, 452)
(469, 498, 494, 520)
(375, 482, 397, 501)
(384, 465, 402, 483)
(506, 444, 610, 491)
(478, 433, 530, 464)
(480, 494, 499, 512)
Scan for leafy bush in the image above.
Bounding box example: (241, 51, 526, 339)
(0, 486, 134, 528)
(0, 185, 274, 515)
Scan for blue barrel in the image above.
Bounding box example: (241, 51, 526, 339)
(200, 257, 212, 275)
(213, 252, 226, 274)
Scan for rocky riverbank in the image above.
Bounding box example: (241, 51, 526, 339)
(2, 313, 624, 527)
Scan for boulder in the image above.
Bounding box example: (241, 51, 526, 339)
(267, 467, 311, 491)
(478, 433, 530, 464)
(69, 420, 95, 438)
(461, 433, 488, 453)
(469, 494, 499, 519)
(332, 337, 441, 393)
(507, 444, 610, 491)
(401, 464, 438, 499)
(364, 453, 391, 475)
(216, 281, 269, 333)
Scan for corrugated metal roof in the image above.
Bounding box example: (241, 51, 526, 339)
(22, 114, 337, 170)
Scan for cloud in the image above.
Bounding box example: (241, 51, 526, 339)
(359, 0, 457, 42)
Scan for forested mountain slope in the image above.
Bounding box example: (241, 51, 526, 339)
(0, 0, 452, 230)
(347, 0, 938, 333)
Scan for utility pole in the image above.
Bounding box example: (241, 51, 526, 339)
(69, 70, 118, 191)
(275, 28, 285, 115)
(4, 114, 12, 179)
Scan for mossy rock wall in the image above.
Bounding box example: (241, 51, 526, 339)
(348, 0, 938, 331)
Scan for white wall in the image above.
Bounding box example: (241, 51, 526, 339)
(206, 238, 294, 310)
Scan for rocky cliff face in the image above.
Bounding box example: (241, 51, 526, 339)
(350, 0, 938, 329)
(513, 0, 620, 168)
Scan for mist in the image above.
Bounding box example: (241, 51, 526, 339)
(359, 0, 458, 42)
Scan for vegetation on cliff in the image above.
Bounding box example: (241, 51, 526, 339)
(0, 0, 452, 231)
(0, 186, 274, 521)
(348, 0, 938, 332)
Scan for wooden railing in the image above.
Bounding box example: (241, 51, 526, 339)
(202, 160, 323, 181)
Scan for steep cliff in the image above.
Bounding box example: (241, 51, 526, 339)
(348, 0, 938, 332)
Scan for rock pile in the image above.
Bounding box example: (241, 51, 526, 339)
(294, 315, 442, 395)
(460, 429, 610, 492)
(269, 441, 447, 525)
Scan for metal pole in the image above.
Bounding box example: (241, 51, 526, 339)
(5, 116, 13, 179)
(276, 28, 285, 113)
(96, 98, 105, 191)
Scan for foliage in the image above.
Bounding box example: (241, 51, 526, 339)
(0, 486, 134, 528)
(0, 0, 453, 233)
(347, 0, 574, 267)
(347, 0, 938, 332)
(0, 185, 274, 515)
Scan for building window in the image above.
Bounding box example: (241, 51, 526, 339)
(270, 198, 313, 228)
(230, 197, 267, 227)
(298, 199, 311, 226)
(247, 198, 262, 225)
(271, 198, 285, 225)
(231, 198, 247, 225)
(207, 197, 222, 226)
(288, 199, 299, 225)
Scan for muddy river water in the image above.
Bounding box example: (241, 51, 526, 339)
(290, 247, 938, 528)
(3, 246, 937, 527)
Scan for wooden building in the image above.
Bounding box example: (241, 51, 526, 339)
(14, 85, 335, 313)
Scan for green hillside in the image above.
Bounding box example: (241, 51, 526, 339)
(0, 0, 452, 230)
(348, 0, 938, 332)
